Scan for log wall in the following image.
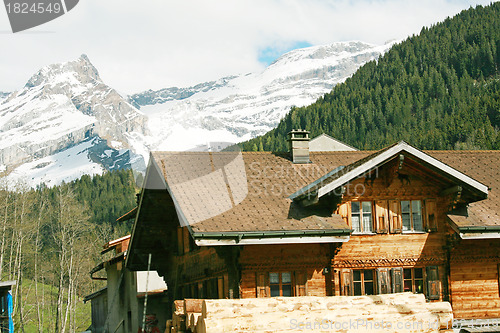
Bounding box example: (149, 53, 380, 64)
(164, 238, 229, 300)
(450, 239, 500, 319)
(239, 244, 331, 298)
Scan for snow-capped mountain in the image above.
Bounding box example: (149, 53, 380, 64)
(0, 54, 147, 185)
(0, 92, 10, 101)
(1, 41, 394, 187)
(130, 41, 394, 151)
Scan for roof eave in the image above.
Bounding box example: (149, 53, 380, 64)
(192, 229, 351, 246)
(459, 231, 500, 239)
(447, 215, 500, 239)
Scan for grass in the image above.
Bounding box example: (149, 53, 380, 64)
(11, 279, 91, 333)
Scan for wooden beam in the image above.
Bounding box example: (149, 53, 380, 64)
(440, 185, 463, 197)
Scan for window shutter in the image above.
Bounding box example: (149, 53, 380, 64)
(388, 200, 402, 233)
(425, 199, 437, 232)
(391, 268, 404, 293)
(341, 269, 353, 296)
(183, 227, 191, 254)
(256, 272, 269, 298)
(338, 202, 350, 227)
(377, 268, 391, 294)
(295, 271, 307, 296)
(426, 266, 440, 300)
(223, 273, 229, 298)
(176, 227, 184, 255)
(217, 276, 224, 299)
(375, 200, 389, 233)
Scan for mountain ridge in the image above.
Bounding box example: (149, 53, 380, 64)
(131, 40, 394, 152)
(1, 41, 393, 187)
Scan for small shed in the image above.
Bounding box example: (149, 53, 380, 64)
(83, 287, 107, 333)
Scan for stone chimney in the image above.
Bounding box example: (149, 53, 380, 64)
(288, 129, 310, 164)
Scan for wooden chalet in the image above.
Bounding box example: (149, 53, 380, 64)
(126, 130, 500, 321)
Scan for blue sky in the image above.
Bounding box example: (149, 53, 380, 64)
(0, 0, 496, 93)
(258, 41, 313, 66)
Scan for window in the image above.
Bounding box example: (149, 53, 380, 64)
(340, 266, 438, 298)
(403, 268, 424, 294)
(351, 201, 373, 233)
(270, 272, 292, 297)
(0, 292, 7, 316)
(352, 270, 375, 295)
(401, 200, 423, 232)
(257, 271, 305, 298)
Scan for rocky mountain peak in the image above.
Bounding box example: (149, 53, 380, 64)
(25, 54, 101, 89)
(0, 54, 148, 172)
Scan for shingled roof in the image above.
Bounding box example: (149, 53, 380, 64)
(433, 150, 500, 238)
(145, 147, 500, 244)
(149, 151, 364, 245)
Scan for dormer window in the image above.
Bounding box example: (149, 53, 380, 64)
(351, 201, 373, 233)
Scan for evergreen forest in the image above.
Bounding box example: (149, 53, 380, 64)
(240, 3, 500, 151)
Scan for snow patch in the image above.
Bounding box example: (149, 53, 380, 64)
(5, 139, 104, 188)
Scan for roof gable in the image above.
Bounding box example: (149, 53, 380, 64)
(290, 142, 489, 204)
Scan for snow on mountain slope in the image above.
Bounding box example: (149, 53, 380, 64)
(4, 136, 146, 188)
(1, 40, 395, 187)
(0, 92, 10, 102)
(5, 138, 105, 187)
(130, 41, 395, 151)
(0, 55, 147, 170)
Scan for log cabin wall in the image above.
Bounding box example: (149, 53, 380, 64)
(449, 239, 500, 319)
(331, 170, 454, 301)
(162, 226, 230, 301)
(239, 243, 332, 298)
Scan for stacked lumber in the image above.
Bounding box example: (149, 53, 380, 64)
(168, 299, 204, 333)
(195, 293, 453, 333)
(170, 300, 187, 333)
(165, 319, 172, 333)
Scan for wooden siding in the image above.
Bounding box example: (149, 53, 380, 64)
(331, 169, 453, 301)
(450, 239, 500, 319)
(239, 244, 331, 298)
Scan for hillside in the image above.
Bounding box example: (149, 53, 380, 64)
(15, 279, 90, 333)
(0, 169, 137, 331)
(240, 3, 500, 151)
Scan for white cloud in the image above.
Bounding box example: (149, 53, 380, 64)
(0, 0, 495, 94)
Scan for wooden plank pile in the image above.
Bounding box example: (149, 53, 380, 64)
(166, 293, 453, 333)
(166, 299, 203, 333)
